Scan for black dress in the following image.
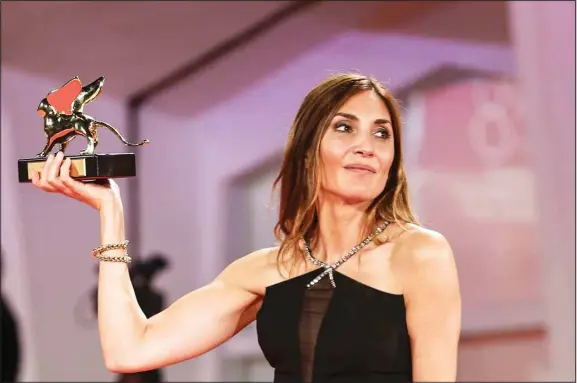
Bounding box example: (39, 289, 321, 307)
(257, 268, 412, 383)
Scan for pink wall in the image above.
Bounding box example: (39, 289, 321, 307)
(414, 78, 545, 332)
(509, 1, 576, 380)
(458, 330, 548, 381)
(1, 83, 39, 381)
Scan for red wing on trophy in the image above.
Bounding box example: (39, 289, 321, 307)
(46, 77, 82, 115)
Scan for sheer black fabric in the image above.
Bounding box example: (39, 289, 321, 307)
(299, 277, 334, 382)
(257, 268, 412, 383)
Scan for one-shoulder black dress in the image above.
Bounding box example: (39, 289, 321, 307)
(256, 267, 413, 383)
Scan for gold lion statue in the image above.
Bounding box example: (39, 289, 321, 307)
(36, 76, 149, 157)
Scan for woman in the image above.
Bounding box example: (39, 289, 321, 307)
(31, 73, 461, 382)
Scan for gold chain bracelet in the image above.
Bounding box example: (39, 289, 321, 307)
(92, 240, 131, 263)
(95, 253, 132, 263)
(92, 240, 129, 258)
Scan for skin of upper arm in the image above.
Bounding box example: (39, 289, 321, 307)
(395, 229, 461, 382)
(118, 248, 270, 372)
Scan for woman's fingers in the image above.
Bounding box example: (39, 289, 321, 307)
(46, 151, 69, 193)
(33, 152, 76, 198)
(37, 153, 56, 192)
(59, 157, 87, 198)
(30, 170, 41, 187)
(30, 151, 113, 210)
(46, 152, 63, 185)
(38, 153, 52, 183)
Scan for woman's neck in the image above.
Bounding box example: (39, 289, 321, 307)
(312, 196, 372, 264)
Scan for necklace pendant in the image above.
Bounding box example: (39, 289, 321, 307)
(306, 267, 334, 289)
(328, 268, 336, 288)
(303, 221, 390, 290)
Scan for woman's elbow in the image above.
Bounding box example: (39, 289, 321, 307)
(103, 353, 147, 374)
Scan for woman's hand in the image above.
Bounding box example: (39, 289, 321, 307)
(30, 151, 121, 211)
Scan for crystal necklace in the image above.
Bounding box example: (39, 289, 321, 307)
(303, 221, 390, 289)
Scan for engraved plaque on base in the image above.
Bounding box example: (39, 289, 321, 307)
(18, 153, 137, 183)
(18, 76, 149, 183)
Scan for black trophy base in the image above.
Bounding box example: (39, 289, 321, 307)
(18, 153, 137, 183)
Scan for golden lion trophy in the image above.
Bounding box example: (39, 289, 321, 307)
(18, 76, 149, 183)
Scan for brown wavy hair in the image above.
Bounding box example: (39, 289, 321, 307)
(272, 73, 419, 275)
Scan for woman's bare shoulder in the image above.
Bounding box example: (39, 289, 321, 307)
(387, 223, 458, 295)
(218, 246, 281, 296)
(229, 246, 280, 270)
(395, 224, 452, 261)
(383, 223, 452, 263)
(377, 222, 447, 252)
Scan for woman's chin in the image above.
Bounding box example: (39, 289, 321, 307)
(336, 192, 379, 206)
(319, 186, 382, 206)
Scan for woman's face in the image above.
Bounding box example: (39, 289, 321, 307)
(318, 90, 395, 205)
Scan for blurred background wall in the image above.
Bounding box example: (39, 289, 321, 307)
(1, 1, 574, 382)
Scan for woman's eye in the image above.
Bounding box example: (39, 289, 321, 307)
(335, 122, 351, 132)
(374, 129, 391, 139)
